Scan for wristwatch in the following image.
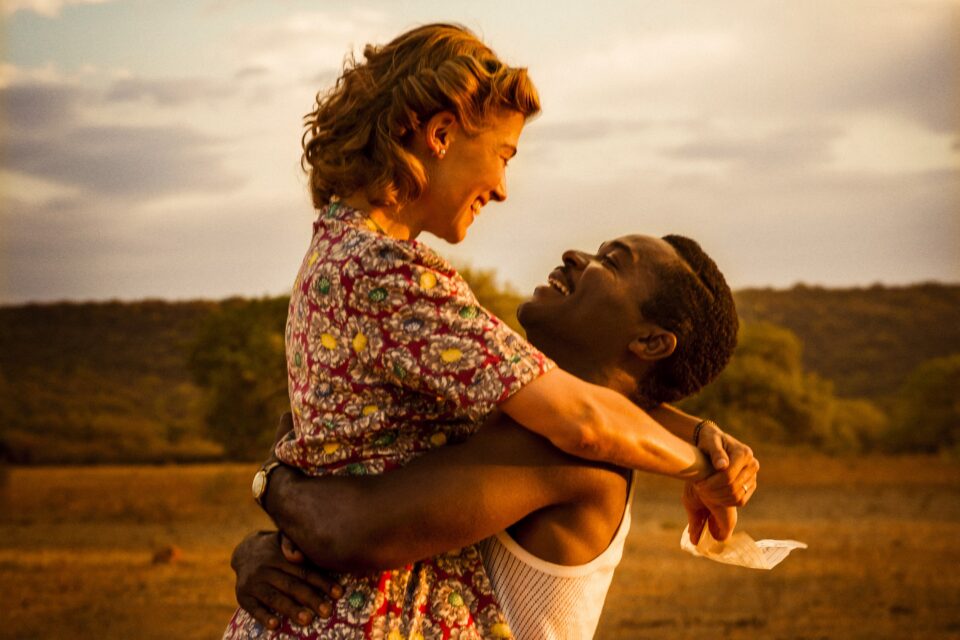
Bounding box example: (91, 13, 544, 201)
(252, 460, 282, 508)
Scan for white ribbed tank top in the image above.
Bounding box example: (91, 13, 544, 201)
(478, 472, 637, 639)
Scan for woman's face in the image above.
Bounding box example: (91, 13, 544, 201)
(415, 109, 526, 244)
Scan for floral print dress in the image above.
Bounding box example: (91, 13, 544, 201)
(224, 201, 554, 640)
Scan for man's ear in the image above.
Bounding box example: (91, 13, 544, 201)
(628, 329, 677, 361)
(424, 111, 457, 155)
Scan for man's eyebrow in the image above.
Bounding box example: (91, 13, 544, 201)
(599, 240, 633, 258)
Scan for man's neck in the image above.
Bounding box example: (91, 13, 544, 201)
(549, 352, 639, 400)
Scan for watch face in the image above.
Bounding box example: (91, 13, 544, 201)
(252, 470, 266, 498)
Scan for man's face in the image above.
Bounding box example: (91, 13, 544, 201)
(518, 234, 682, 375)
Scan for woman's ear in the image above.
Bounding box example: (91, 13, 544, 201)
(424, 111, 457, 156)
(628, 329, 677, 361)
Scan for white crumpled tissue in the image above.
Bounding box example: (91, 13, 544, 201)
(680, 525, 807, 570)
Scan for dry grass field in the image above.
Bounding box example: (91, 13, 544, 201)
(1, 448, 959, 639)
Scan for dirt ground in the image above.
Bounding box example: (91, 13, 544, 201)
(1, 448, 958, 639)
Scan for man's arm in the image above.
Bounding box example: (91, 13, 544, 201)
(264, 412, 614, 572)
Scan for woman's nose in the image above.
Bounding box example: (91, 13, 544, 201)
(491, 178, 507, 202)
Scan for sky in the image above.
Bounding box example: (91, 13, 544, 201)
(2, 0, 958, 303)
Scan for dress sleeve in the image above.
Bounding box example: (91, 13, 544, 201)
(341, 239, 555, 422)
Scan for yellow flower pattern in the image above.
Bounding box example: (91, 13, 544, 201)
(226, 201, 555, 640)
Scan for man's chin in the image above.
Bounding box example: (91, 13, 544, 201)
(517, 299, 551, 351)
(516, 298, 533, 327)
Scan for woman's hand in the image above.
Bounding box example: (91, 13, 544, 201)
(682, 481, 737, 544)
(694, 422, 759, 507)
(683, 423, 759, 544)
(231, 530, 342, 631)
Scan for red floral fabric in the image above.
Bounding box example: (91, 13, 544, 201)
(224, 201, 554, 639)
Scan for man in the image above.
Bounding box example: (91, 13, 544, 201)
(232, 234, 758, 637)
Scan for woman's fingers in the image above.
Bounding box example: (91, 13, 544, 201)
(731, 462, 759, 506)
(707, 505, 737, 541)
(696, 454, 760, 506)
(698, 424, 729, 470)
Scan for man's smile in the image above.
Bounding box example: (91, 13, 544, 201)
(547, 267, 574, 296)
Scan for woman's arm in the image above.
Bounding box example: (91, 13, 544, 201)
(500, 368, 715, 479)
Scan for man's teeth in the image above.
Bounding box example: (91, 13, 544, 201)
(548, 276, 570, 295)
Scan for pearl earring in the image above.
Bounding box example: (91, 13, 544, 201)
(438, 148, 446, 158)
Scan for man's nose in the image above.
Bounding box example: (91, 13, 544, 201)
(562, 250, 589, 269)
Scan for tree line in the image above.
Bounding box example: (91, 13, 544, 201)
(1, 281, 957, 463)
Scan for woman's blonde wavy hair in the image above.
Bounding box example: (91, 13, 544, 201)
(301, 23, 541, 209)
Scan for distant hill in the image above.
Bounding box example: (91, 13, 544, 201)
(735, 283, 960, 399)
(2, 283, 957, 462)
(0, 300, 223, 463)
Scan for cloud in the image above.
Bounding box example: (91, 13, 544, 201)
(823, 18, 960, 134)
(2, 80, 84, 130)
(8, 124, 241, 197)
(226, 10, 388, 89)
(1, 74, 243, 199)
(664, 125, 844, 171)
(105, 77, 236, 106)
(1, 191, 310, 303)
(533, 1, 959, 139)
(525, 118, 652, 144)
(3, 0, 114, 17)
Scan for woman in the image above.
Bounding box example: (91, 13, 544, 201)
(225, 23, 747, 639)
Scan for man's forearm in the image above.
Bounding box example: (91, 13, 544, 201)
(263, 417, 601, 572)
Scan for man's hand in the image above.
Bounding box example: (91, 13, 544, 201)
(231, 530, 342, 631)
(275, 412, 295, 448)
(694, 423, 759, 507)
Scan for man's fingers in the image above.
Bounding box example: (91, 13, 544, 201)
(275, 535, 341, 600)
(258, 582, 316, 627)
(279, 533, 306, 564)
(298, 567, 344, 600)
(275, 412, 294, 446)
(238, 595, 281, 631)
(270, 568, 333, 617)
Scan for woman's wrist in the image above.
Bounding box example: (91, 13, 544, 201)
(693, 419, 719, 447)
(690, 446, 715, 482)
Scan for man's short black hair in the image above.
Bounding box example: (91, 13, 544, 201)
(635, 234, 738, 406)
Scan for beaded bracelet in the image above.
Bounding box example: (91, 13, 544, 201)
(693, 419, 715, 447)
